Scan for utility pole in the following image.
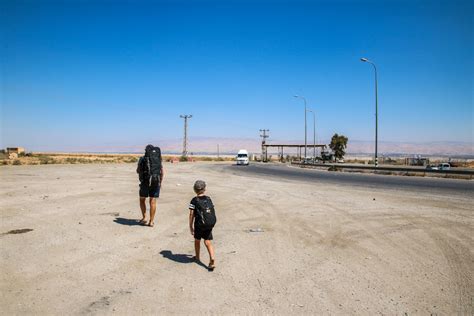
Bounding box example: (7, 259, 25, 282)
(360, 58, 379, 167)
(259, 129, 269, 162)
(294, 95, 308, 160)
(180, 115, 192, 157)
(307, 109, 316, 161)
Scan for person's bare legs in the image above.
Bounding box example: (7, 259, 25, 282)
(194, 239, 201, 261)
(148, 197, 156, 227)
(139, 197, 147, 223)
(204, 239, 215, 268)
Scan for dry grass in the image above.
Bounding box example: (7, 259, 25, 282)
(1, 153, 234, 166)
(1, 153, 139, 165)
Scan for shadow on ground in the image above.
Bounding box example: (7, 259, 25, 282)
(1, 228, 34, 236)
(160, 250, 210, 270)
(113, 217, 145, 226)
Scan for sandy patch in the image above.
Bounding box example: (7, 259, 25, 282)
(1, 163, 472, 314)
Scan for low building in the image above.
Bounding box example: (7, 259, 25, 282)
(6, 147, 25, 155)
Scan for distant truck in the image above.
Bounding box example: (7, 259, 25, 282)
(236, 149, 250, 166)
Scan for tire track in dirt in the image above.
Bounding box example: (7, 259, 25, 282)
(421, 223, 473, 314)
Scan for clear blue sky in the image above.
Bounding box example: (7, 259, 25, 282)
(1, 0, 473, 151)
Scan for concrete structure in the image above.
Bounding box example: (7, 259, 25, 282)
(6, 147, 25, 155)
(262, 143, 326, 162)
(405, 157, 429, 166)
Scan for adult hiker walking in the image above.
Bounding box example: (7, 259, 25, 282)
(137, 144, 164, 227)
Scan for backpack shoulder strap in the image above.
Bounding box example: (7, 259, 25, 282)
(194, 197, 207, 211)
(205, 196, 214, 208)
(194, 197, 204, 210)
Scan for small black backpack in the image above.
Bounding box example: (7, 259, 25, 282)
(137, 145, 162, 184)
(195, 197, 217, 229)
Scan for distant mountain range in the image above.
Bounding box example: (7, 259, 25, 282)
(344, 140, 474, 157)
(179, 138, 473, 157)
(25, 137, 473, 157)
(124, 138, 473, 157)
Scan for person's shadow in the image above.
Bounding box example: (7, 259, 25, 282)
(113, 217, 145, 226)
(160, 250, 209, 269)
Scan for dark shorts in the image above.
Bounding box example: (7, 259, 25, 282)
(194, 227, 213, 240)
(139, 180, 160, 198)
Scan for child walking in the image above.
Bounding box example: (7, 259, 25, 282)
(188, 180, 217, 270)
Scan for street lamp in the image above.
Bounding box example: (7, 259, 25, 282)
(293, 95, 307, 160)
(360, 57, 379, 167)
(307, 109, 316, 161)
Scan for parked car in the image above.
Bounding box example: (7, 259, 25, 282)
(320, 151, 333, 162)
(438, 163, 451, 170)
(426, 163, 451, 171)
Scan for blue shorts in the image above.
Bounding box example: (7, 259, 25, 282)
(139, 180, 160, 198)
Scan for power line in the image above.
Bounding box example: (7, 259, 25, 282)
(180, 115, 192, 157)
(259, 129, 270, 143)
(259, 129, 269, 162)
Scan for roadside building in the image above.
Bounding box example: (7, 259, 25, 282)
(7, 147, 25, 155)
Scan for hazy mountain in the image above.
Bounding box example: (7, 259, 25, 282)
(27, 137, 473, 157)
(161, 137, 473, 157)
(345, 140, 474, 156)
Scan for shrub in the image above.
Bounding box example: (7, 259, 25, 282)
(12, 159, 22, 165)
(328, 165, 341, 172)
(198, 157, 213, 161)
(126, 156, 138, 163)
(179, 155, 189, 162)
(39, 157, 55, 164)
(65, 157, 77, 164)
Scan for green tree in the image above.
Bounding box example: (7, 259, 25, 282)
(329, 133, 348, 160)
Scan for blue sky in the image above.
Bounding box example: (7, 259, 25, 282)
(1, 0, 473, 151)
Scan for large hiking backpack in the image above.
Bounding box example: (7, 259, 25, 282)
(195, 197, 217, 229)
(137, 145, 162, 184)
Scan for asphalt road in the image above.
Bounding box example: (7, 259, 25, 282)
(223, 163, 474, 197)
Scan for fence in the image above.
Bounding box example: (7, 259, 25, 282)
(290, 162, 474, 179)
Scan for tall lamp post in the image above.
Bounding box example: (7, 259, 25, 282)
(307, 109, 316, 161)
(293, 95, 307, 160)
(360, 57, 379, 167)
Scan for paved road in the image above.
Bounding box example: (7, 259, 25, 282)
(223, 163, 474, 197)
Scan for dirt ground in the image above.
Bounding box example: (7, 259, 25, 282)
(1, 162, 473, 315)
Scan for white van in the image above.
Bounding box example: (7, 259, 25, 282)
(236, 149, 250, 165)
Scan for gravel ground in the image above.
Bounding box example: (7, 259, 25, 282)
(1, 162, 473, 315)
